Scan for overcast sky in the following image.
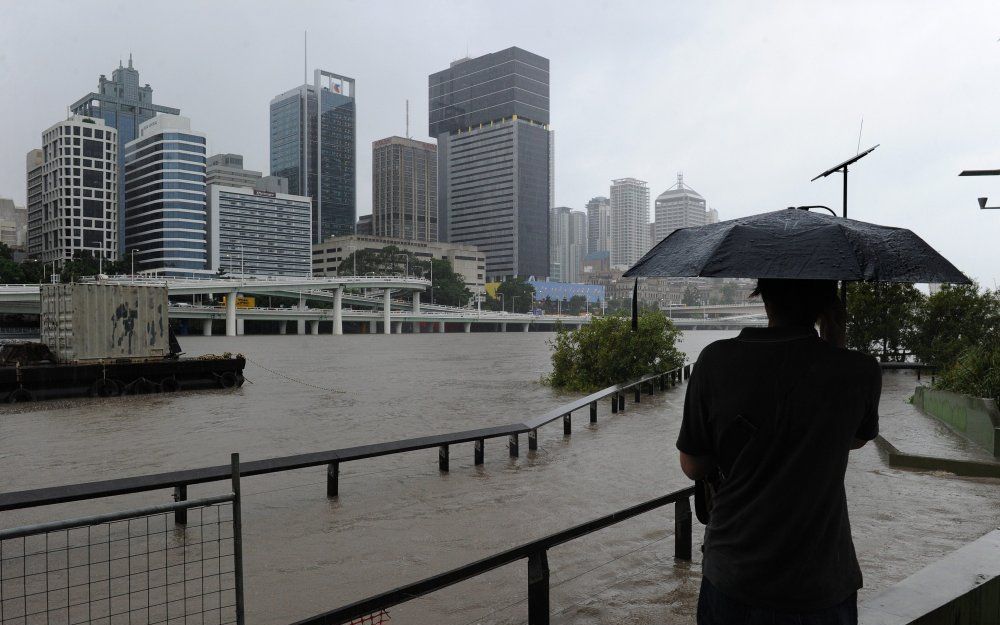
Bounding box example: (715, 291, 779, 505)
(2, 1, 999, 286)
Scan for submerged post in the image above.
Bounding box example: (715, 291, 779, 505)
(327, 462, 339, 497)
(528, 428, 538, 451)
(527, 550, 550, 625)
(509, 433, 519, 457)
(173, 485, 187, 524)
(563, 413, 571, 436)
(589, 401, 597, 423)
(474, 438, 484, 465)
(633, 386, 641, 403)
(674, 495, 692, 560)
(611, 393, 618, 414)
(439, 444, 449, 472)
(617, 392, 625, 412)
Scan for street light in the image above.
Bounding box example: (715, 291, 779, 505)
(512, 295, 520, 314)
(498, 292, 504, 312)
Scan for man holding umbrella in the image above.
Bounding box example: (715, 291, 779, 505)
(623, 208, 969, 625)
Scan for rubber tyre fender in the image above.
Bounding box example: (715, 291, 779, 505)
(160, 377, 181, 393)
(234, 372, 245, 387)
(129, 378, 158, 395)
(218, 371, 238, 389)
(7, 387, 34, 403)
(90, 378, 120, 398)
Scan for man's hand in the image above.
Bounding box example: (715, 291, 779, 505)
(680, 451, 717, 480)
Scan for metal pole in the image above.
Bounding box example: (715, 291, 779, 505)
(231, 452, 246, 625)
(674, 495, 692, 560)
(527, 551, 550, 624)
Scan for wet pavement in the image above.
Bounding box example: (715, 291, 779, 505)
(1, 332, 998, 624)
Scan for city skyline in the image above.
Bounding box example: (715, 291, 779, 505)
(2, 2, 1000, 285)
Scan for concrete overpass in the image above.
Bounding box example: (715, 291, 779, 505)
(664, 302, 766, 316)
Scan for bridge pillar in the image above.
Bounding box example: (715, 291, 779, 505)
(278, 320, 287, 335)
(297, 293, 306, 335)
(333, 287, 343, 335)
(297, 319, 305, 335)
(413, 321, 421, 334)
(500, 322, 507, 332)
(523, 323, 529, 332)
(309, 320, 319, 335)
(464, 322, 471, 333)
(236, 318, 245, 335)
(394, 321, 403, 334)
(202, 319, 212, 336)
(437, 321, 445, 333)
(225, 291, 237, 337)
(383, 289, 391, 335)
(412, 291, 420, 314)
(369, 320, 378, 334)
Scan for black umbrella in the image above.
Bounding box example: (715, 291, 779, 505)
(624, 208, 969, 284)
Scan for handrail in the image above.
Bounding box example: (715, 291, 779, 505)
(0, 365, 692, 513)
(289, 486, 696, 625)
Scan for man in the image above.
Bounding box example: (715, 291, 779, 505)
(678, 279, 881, 625)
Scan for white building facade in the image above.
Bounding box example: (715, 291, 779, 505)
(28, 116, 118, 264)
(654, 173, 708, 242)
(610, 178, 650, 269)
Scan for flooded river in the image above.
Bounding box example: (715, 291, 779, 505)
(1, 331, 998, 624)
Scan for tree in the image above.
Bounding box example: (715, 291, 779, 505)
(545, 309, 685, 391)
(682, 285, 701, 306)
(486, 277, 535, 313)
(846, 282, 924, 362)
(721, 282, 738, 305)
(428, 258, 472, 307)
(909, 283, 1000, 367)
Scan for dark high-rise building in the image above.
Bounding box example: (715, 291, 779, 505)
(372, 136, 437, 242)
(270, 70, 356, 243)
(70, 56, 180, 251)
(429, 47, 551, 279)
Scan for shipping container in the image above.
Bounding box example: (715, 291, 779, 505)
(40, 283, 170, 362)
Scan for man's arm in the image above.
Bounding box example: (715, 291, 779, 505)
(680, 451, 717, 480)
(850, 438, 869, 450)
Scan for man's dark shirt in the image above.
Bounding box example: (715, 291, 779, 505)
(677, 326, 881, 612)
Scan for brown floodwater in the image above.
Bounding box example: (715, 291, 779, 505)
(1, 331, 997, 624)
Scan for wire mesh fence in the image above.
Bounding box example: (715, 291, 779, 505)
(0, 501, 238, 625)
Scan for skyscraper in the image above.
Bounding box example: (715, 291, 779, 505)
(70, 56, 180, 250)
(654, 173, 708, 241)
(123, 115, 209, 276)
(610, 178, 650, 269)
(372, 136, 437, 241)
(27, 116, 118, 264)
(586, 196, 611, 254)
(270, 70, 356, 242)
(429, 47, 551, 279)
(549, 207, 587, 282)
(207, 153, 288, 193)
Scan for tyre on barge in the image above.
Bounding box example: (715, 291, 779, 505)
(0, 282, 245, 403)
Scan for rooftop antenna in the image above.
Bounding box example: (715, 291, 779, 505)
(811, 143, 879, 219)
(856, 116, 864, 154)
(304, 31, 308, 84)
(405, 99, 410, 138)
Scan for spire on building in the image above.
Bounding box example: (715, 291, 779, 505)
(128, 53, 133, 69)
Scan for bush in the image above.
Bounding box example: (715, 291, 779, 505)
(545, 310, 685, 392)
(934, 339, 1000, 403)
(909, 283, 1000, 367)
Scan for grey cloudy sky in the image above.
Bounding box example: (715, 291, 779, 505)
(2, 1, 999, 286)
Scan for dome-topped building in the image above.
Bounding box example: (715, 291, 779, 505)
(653, 173, 709, 243)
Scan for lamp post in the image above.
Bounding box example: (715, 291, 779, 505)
(512, 295, 520, 314)
(959, 168, 1000, 209)
(498, 293, 504, 312)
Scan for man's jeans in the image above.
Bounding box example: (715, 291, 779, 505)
(697, 577, 858, 625)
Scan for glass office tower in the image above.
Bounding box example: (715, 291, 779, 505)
(123, 115, 210, 276)
(429, 47, 551, 279)
(269, 70, 356, 242)
(69, 56, 180, 251)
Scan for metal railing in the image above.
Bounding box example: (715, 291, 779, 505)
(0, 365, 691, 514)
(290, 486, 695, 625)
(0, 454, 245, 625)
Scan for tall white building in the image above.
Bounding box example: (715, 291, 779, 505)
(610, 178, 649, 269)
(123, 114, 209, 276)
(550, 207, 587, 282)
(27, 116, 118, 264)
(586, 196, 611, 254)
(0, 199, 27, 249)
(707, 207, 719, 224)
(654, 173, 708, 241)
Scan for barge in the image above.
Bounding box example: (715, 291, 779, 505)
(0, 282, 245, 403)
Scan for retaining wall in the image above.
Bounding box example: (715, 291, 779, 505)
(912, 386, 1000, 457)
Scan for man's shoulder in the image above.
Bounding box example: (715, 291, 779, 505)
(697, 337, 743, 362)
(827, 346, 881, 380)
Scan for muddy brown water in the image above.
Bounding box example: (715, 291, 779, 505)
(1, 331, 998, 624)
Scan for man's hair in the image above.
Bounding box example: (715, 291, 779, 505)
(750, 279, 839, 326)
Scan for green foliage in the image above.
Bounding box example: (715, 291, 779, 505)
(428, 258, 472, 307)
(545, 309, 685, 392)
(846, 282, 924, 362)
(720, 282, 738, 304)
(538, 295, 589, 315)
(934, 338, 1000, 403)
(909, 283, 1000, 367)
(681, 285, 701, 306)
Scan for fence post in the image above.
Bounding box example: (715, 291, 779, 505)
(509, 433, 519, 457)
(327, 462, 339, 498)
(684, 364, 691, 380)
(439, 444, 450, 472)
(231, 453, 246, 625)
(563, 413, 571, 436)
(529, 428, 539, 451)
(618, 392, 625, 412)
(659, 374, 666, 391)
(647, 380, 654, 395)
(474, 438, 485, 465)
(633, 386, 641, 403)
(173, 485, 187, 525)
(528, 550, 550, 625)
(589, 401, 597, 423)
(611, 393, 618, 414)
(674, 495, 692, 561)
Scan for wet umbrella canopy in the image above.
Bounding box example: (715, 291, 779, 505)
(624, 208, 970, 284)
